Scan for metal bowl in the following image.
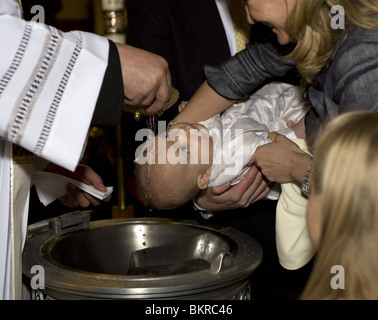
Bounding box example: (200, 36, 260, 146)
(23, 211, 262, 300)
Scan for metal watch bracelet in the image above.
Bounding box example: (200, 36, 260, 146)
(301, 164, 313, 197)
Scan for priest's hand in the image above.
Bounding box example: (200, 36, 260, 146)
(116, 43, 171, 114)
(44, 163, 111, 208)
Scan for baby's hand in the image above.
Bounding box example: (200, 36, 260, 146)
(287, 116, 306, 139)
(285, 119, 296, 128)
(178, 101, 189, 112)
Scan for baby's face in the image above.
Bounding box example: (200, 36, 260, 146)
(135, 122, 213, 166)
(163, 122, 213, 166)
(135, 123, 213, 208)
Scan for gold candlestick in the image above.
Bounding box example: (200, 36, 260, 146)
(101, 0, 127, 43)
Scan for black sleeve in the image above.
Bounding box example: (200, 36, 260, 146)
(91, 40, 124, 127)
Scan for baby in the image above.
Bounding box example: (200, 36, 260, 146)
(134, 82, 308, 209)
(135, 82, 315, 270)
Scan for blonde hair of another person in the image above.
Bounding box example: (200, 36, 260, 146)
(285, 0, 378, 84)
(301, 111, 378, 300)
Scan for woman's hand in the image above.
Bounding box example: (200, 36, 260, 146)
(287, 116, 306, 139)
(195, 166, 271, 211)
(44, 163, 111, 208)
(252, 132, 312, 184)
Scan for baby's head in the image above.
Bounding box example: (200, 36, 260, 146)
(135, 122, 213, 209)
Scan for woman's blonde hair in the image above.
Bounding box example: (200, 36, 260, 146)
(285, 0, 378, 84)
(301, 111, 378, 300)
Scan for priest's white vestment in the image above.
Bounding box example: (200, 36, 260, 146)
(0, 0, 110, 299)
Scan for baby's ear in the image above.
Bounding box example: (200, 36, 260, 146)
(197, 168, 211, 190)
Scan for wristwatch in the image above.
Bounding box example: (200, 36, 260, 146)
(301, 164, 313, 197)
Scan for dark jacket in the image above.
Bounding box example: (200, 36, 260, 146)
(126, 0, 232, 113)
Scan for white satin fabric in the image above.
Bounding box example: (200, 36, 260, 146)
(201, 82, 307, 188)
